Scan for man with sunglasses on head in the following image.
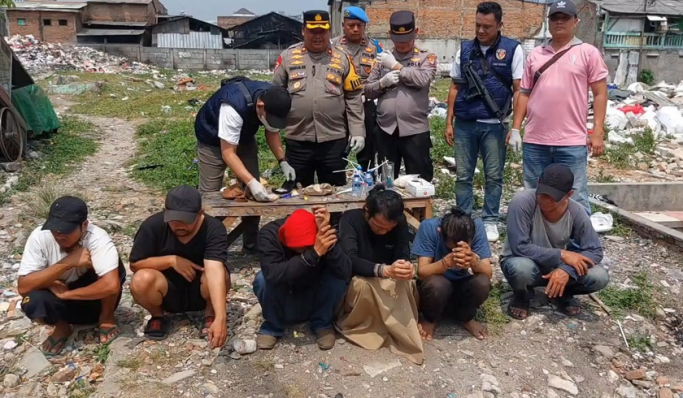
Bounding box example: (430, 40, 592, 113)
(18, 196, 126, 356)
(273, 10, 365, 187)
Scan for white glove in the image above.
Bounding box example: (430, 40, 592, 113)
(380, 70, 400, 89)
(349, 136, 365, 153)
(246, 179, 271, 202)
(377, 52, 398, 69)
(508, 128, 522, 152)
(279, 161, 296, 181)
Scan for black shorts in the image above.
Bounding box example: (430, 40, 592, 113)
(21, 263, 126, 325)
(162, 274, 207, 313)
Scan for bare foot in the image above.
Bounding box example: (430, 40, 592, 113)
(462, 319, 487, 340)
(509, 306, 529, 320)
(418, 321, 435, 341)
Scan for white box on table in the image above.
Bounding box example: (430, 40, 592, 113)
(405, 178, 435, 198)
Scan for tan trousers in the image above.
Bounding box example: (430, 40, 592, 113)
(196, 141, 260, 251)
(335, 276, 424, 364)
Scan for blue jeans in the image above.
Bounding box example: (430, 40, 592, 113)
(522, 143, 590, 214)
(500, 257, 609, 299)
(454, 119, 507, 221)
(252, 271, 348, 337)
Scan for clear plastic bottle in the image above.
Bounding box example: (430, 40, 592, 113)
(352, 168, 363, 197)
(364, 171, 374, 190)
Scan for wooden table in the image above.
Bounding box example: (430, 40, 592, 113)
(203, 191, 433, 247)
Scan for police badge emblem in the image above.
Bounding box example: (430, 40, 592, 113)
(496, 49, 506, 60)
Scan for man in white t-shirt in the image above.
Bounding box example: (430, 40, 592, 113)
(17, 196, 125, 356)
(444, 2, 524, 243)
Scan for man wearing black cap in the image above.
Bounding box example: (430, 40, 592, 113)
(18, 196, 126, 356)
(196, 77, 293, 254)
(129, 185, 230, 348)
(500, 164, 608, 320)
(365, 10, 437, 181)
(273, 10, 365, 187)
(332, 6, 382, 171)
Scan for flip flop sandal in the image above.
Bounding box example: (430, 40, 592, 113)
(98, 325, 121, 345)
(41, 336, 68, 357)
(559, 298, 582, 316)
(507, 295, 531, 320)
(199, 316, 215, 338)
(144, 316, 170, 341)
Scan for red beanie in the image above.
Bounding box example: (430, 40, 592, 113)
(278, 209, 318, 248)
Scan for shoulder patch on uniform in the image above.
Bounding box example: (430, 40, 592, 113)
(274, 55, 282, 71)
(427, 54, 437, 65)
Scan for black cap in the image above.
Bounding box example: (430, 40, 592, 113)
(164, 185, 202, 224)
(537, 164, 575, 202)
(303, 10, 330, 30)
(260, 86, 291, 130)
(549, 0, 578, 17)
(390, 10, 416, 43)
(43, 196, 88, 234)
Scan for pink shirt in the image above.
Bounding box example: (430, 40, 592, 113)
(521, 38, 608, 147)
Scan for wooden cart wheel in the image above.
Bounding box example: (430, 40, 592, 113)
(0, 107, 24, 162)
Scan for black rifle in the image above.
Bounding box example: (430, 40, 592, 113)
(461, 60, 510, 127)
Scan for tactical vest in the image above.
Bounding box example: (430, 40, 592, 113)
(195, 77, 270, 147)
(454, 35, 519, 121)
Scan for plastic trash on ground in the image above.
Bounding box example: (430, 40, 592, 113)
(606, 105, 628, 131)
(656, 106, 683, 136)
(591, 212, 614, 233)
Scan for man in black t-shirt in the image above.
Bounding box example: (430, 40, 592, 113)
(129, 185, 230, 348)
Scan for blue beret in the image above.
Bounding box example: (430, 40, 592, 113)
(343, 6, 369, 23)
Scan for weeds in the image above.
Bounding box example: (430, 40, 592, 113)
(627, 334, 652, 352)
(595, 169, 615, 183)
(435, 174, 455, 200)
(117, 358, 142, 371)
(94, 344, 110, 363)
(69, 379, 95, 398)
(598, 271, 655, 319)
(0, 116, 98, 203)
(476, 281, 510, 333)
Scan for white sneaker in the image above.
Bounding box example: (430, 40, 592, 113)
(484, 223, 499, 242)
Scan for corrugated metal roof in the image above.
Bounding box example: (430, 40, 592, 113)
(11, 1, 87, 11)
(156, 31, 223, 48)
(589, 0, 683, 16)
(77, 28, 146, 36)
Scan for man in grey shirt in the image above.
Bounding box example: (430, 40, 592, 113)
(501, 164, 608, 320)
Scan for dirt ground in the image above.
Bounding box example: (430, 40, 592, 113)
(0, 95, 681, 398)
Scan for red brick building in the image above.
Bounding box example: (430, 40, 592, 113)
(355, 0, 547, 40)
(6, 2, 87, 43)
(218, 8, 256, 30)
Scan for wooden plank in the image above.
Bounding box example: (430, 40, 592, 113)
(222, 216, 238, 229)
(424, 198, 433, 219)
(404, 210, 421, 230)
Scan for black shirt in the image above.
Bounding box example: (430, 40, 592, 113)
(129, 212, 229, 284)
(338, 209, 411, 277)
(258, 217, 352, 289)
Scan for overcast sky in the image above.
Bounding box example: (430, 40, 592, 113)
(159, 0, 328, 21)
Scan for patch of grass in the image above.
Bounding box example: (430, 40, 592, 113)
(604, 144, 636, 169)
(595, 169, 615, 183)
(117, 358, 142, 371)
(130, 119, 198, 191)
(598, 271, 655, 319)
(121, 223, 139, 238)
(94, 344, 110, 363)
(476, 281, 510, 333)
(0, 116, 98, 204)
(251, 358, 274, 372)
(435, 174, 455, 200)
(633, 128, 657, 155)
(627, 334, 652, 352)
(69, 379, 95, 398)
(430, 77, 451, 102)
(611, 217, 633, 237)
(284, 384, 305, 398)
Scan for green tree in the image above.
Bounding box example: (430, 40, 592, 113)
(0, 0, 15, 7)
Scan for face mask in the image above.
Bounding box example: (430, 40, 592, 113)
(259, 114, 279, 132)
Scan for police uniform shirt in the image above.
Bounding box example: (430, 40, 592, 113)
(332, 35, 379, 85)
(272, 43, 365, 143)
(365, 46, 437, 137)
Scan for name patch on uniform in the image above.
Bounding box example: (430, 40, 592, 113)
(496, 49, 506, 60)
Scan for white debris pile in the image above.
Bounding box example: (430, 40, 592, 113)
(6, 34, 154, 75)
(604, 80, 683, 144)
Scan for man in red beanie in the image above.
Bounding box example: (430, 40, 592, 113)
(253, 206, 351, 350)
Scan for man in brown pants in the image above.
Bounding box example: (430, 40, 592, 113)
(195, 77, 293, 254)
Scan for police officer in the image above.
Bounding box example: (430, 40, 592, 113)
(365, 11, 437, 182)
(195, 78, 294, 254)
(444, 1, 523, 242)
(332, 6, 381, 171)
(273, 10, 365, 187)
